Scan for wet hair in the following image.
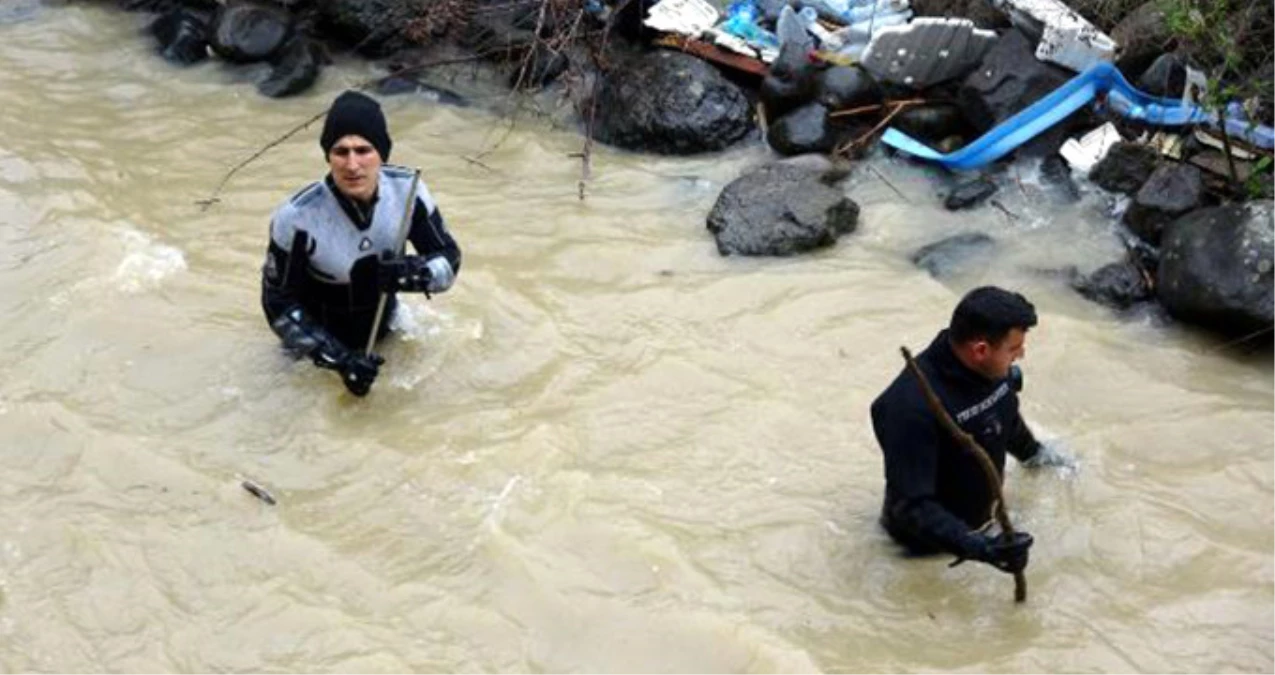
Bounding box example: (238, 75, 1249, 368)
(949, 286, 1037, 345)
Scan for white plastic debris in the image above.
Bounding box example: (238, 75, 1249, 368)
(1182, 66, 1208, 104)
(994, 0, 1117, 72)
(859, 18, 998, 88)
(644, 0, 720, 36)
(1059, 121, 1122, 172)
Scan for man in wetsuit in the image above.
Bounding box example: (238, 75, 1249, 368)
(261, 90, 461, 396)
(870, 286, 1069, 575)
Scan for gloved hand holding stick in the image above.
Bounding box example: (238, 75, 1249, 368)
(365, 168, 421, 357)
(901, 346, 1028, 603)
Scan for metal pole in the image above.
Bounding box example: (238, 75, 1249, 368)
(365, 168, 422, 356)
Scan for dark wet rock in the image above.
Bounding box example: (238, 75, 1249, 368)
(315, 0, 420, 57)
(1111, 1, 1175, 80)
(258, 37, 322, 98)
(707, 161, 859, 257)
(594, 50, 753, 155)
(958, 30, 1071, 128)
(760, 43, 820, 119)
(1089, 142, 1160, 194)
(1157, 200, 1275, 337)
(150, 7, 212, 66)
(910, 232, 996, 278)
(817, 66, 881, 111)
(508, 45, 569, 89)
(894, 103, 969, 146)
(374, 75, 469, 107)
(957, 29, 1079, 157)
(1122, 163, 1204, 245)
(1039, 154, 1081, 203)
(944, 177, 998, 210)
(909, 0, 1010, 29)
(209, 1, 294, 64)
(121, 0, 201, 12)
(1137, 52, 1188, 98)
(1072, 261, 1153, 309)
(769, 103, 836, 156)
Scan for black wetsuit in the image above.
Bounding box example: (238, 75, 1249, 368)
(870, 330, 1041, 557)
(261, 168, 460, 356)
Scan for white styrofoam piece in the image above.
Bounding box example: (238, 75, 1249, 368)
(859, 17, 998, 88)
(644, 0, 719, 36)
(1058, 121, 1122, 172)
(994, 0, 1118, 72)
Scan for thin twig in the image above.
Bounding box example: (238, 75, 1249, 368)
(1205, 325, 1274, 355)
(989, 198, 1020, 222)
(834, 99, 923, 157)
(197, 109, 327, 210)
(198, 52, 499, 209)
(461, 154, 499, 172)
(867, 163, 906, 201)
(829, 98, 925, 119)
(901, 346, 1028, 603)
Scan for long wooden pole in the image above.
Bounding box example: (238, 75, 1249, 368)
(900, 346, 1027, 603)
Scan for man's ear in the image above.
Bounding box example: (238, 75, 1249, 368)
(970, 340, 990, 361)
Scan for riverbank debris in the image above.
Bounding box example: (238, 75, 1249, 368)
(241, 479, 276, 506)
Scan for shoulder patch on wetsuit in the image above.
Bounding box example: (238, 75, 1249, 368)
(289, 182, 324, 206)
(382, 164, 415, 179)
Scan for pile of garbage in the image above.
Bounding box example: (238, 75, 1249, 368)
(634, 0, 1274, 204)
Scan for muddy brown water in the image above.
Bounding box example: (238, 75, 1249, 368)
(0, 4, 1270, 672)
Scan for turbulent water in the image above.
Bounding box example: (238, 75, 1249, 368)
(0, 4, 1271, 672)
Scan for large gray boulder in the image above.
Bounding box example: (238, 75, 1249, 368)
(706, 160, 859, 256)
(209, 1, 294, 64)
(1072, 260, 1153, 309)
(594, 50, 753, 155)
(1122, 163, 1205, 245)
(1089, 142, 1160, 194)
(1110, 1, 1174, 78)
(314, 0, 421, 57)
(1157, 201, 1275, 337)
(150, 7, 212, 65)
(258, 37, 323, 98)
(911, 232, 996, 278)
(768, 103, 837, 156)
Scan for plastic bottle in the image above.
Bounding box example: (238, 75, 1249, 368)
(796, 6, 843, 49)
(721, 0, 780, 49)
(839, 0, 909, 24)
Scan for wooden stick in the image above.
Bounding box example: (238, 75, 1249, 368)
(900, 346, 1027, 603)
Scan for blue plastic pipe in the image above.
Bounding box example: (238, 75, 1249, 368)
(881, 62, 1273, 170)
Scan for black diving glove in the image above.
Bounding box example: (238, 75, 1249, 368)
(953, 531, 1034, 574)
(378, 253, 433, 294)
(310, 343, 384, 397)
(337, 352, 384, 397)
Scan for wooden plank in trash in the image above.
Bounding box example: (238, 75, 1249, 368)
(653, 35, 769, 77)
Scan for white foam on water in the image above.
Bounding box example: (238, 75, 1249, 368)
(112, 229, 186, 293)
(388, 297, 449, 341)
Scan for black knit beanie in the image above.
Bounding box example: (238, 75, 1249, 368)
(320, 90, 392, 161)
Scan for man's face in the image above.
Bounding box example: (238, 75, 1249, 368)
(971, 328, 1027, 380)
(327, 135, 382, 202)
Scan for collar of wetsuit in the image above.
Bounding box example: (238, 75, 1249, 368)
(928, 329, 998, 388)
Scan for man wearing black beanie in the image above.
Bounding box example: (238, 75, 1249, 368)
(260, 89, 462, 396)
